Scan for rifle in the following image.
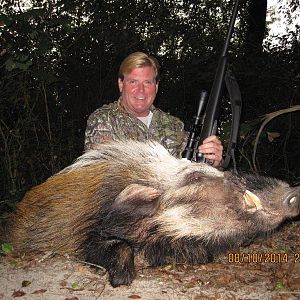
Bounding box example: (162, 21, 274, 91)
(182, 0, 242, 171)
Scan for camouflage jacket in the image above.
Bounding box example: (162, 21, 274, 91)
(84, 99, 188, 158)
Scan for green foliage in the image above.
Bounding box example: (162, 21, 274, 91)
(275, 282, 286, 290)
(1, 243, 14, 254)
(0, 0, 299, 216)
(71, 281, 80, 289)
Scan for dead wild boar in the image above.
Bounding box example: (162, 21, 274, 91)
(7, 140, 300, 287)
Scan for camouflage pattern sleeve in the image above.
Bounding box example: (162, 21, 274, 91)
(149, 109, 188, 158)
(84, 104, 116, 151)
(173, 118, 189, 158)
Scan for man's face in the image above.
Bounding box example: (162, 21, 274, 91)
(118, 66, 158, 117)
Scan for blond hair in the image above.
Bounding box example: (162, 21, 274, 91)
(118, 52, 160, 82)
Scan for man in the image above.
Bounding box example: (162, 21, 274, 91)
(85, 52, 223, 168)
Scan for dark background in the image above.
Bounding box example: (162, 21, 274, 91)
(0, 0, 299, 216)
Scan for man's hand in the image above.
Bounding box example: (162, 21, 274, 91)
(198, 135, 223, 168)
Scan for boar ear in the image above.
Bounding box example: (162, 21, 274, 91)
(114, 184, 162, 216)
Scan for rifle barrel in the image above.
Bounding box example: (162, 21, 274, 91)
(198, 0, 240, 145)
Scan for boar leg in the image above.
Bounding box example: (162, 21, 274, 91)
(145, 238, 211, 266)
(85, 238, 136, 287)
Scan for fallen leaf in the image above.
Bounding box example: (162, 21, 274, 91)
(128, 295, 141, 299)
(31, 289, 47, 294)
(162, 265, 174, 271)
(12, 290, 26, 297)
(21, 280, 31, 287)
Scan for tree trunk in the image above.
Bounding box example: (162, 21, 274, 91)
(243, 0, 267, 56)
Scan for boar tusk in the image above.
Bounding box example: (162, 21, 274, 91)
(243, 190, 263, 211)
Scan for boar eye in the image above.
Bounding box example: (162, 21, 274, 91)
(185, 172, 204, 184)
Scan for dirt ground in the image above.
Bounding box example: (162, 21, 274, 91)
(1, 220, 300, 300)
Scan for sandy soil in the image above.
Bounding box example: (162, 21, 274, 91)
(1, 220, 300, 300)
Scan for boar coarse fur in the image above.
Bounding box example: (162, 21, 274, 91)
(7, 141, 300, 287)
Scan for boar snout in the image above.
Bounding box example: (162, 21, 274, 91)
(283, 188, 300, 215)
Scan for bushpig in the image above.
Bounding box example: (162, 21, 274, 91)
(7, 141, 300, 287)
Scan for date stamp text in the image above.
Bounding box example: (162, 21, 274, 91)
(228, 252, 299, 264)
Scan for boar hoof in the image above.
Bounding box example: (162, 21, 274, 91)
(109, 266, 136, 287)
